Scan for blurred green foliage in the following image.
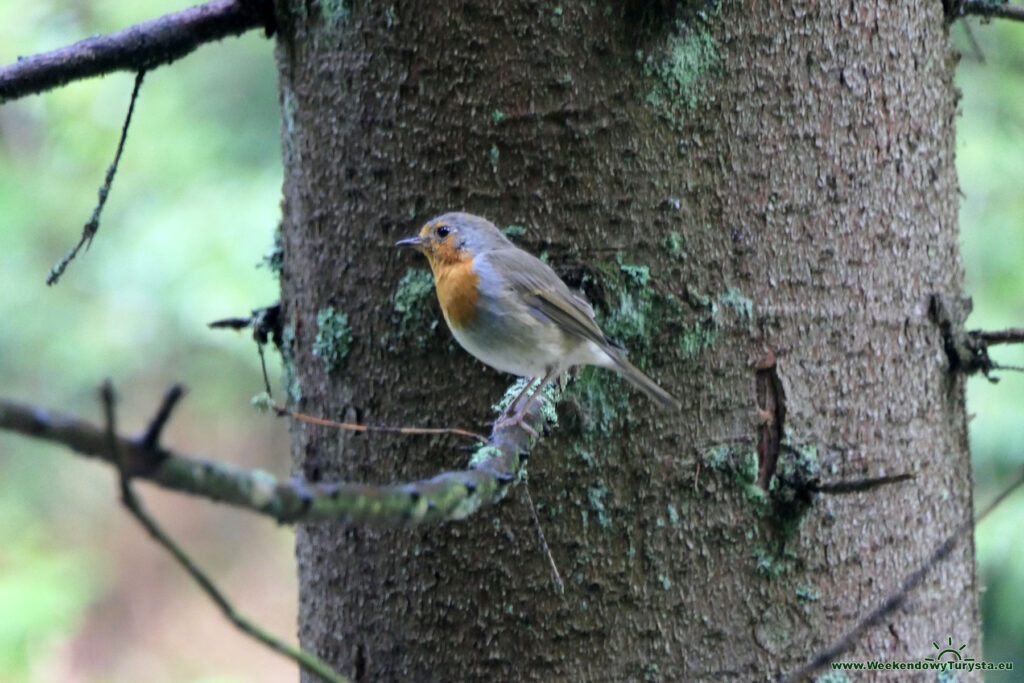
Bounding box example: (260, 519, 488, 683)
(955, 18, 1024, 669)
(0, 0, 287, 680)
(0, 2, 1022, 680)
(0, 495, 102, 676)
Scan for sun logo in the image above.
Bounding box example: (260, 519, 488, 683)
(924, 637, 975, 663)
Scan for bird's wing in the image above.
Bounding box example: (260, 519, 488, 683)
(484, 248, 612, 349)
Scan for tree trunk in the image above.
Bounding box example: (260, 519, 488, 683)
(274, 1, 978, 680)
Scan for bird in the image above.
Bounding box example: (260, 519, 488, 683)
(396, 212, 680, 432)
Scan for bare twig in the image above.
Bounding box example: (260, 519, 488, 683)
(991, 364, 1024, 373)
(783, 463, 1024, 681)
(959, 1, 1024, 22)
(976, 327, 1024, 345)
(523, 481, 564, 593)
(99, 383, 349, 683)
(810, 471, 916, 494)
(0, 0, 274, 102)
(209, 304, 283, 395)
(209, 305, 282, 348)
(0, 381, 550, 525)
(213, 308, 487, 440)
(930, 295, 996, 379)
(960, 19, 987, 63)
(140, 384, 185, 450)
(257, 344, 272, 395)
(928, 302, 1024, 376)
(208, 316, 261, 331)
(47, 71, 145, 286)
(276, 403, 488, 444)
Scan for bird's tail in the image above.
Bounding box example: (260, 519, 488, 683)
(604, 351, 680, 411)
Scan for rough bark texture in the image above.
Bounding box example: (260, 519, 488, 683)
(274, 1, 978, 680)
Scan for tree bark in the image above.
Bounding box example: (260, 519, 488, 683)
(274, 1, 978, 680)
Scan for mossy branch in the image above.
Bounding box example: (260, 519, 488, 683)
(0, 0, 274, 102)
(100, 383, 349, 683)
(0, 383, 552, 526)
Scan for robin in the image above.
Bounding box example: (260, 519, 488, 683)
(396, 212, 680, 432)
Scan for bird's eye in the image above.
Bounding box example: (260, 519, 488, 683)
(436, 225, 451, 238)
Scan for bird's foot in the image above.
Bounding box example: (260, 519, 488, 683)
(494, 409, 538, 439)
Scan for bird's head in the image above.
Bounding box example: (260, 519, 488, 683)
(396, 212, 511, 267)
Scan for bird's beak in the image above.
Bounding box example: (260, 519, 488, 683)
(395, 236, 424, 249)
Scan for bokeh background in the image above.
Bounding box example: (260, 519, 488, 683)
(0, 2, 1021, 680)
(956, 16, 1024, 671)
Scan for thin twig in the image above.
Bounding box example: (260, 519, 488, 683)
(276, 403, 488, 444)
(208, 316, 258, 330)
(208, 305, 282, 395)
(47, 71, 145, 286)
(140, 384, 185, 449)
(784, 463, 1024, 681)
(208, 305, 283, 348)
(523, 480, 564, 594)
(257, 344, 273, 396)
(0, 0, 274, 102)
(99, 382, 349, 683)
(976, 327, 1024, 345)
(811, 472, 916, 494)
(991, 363, 1024, 373)
(961, 20, 986, 63)
(959, 1, 1024, 22)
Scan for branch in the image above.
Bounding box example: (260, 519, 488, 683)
(100, 383, 349, 683)
(975, 327, 1024, 345)
(209, 304, 283, 394)
(0, 0, 274, 102)
(47, 71, 145, 286)
(0, 383, 553, 526)
(933, 294, 995, 378)
(958, 1, 1024, 22)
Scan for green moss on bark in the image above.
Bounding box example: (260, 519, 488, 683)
(320, 0, 350, 28)
(313, 306, 352, 374)
(391, 268, 438, 348)
(637, 15, 721, 130)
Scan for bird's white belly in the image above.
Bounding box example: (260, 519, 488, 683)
(448, 316, 609, 379)
(448, 322, 547, 377)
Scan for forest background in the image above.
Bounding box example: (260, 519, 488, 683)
(0, 2, 1021, 680)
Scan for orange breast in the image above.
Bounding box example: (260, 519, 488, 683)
(433, 257, 480, 330)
